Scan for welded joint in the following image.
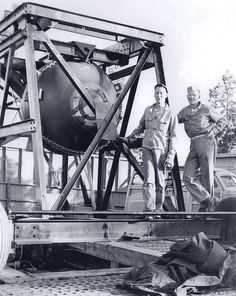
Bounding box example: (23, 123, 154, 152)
(103, 223, 109, 239)
(15, 224, 41, 240)
(15, 224, 22, 240)
(147, 223, 153, 237)
(31, 224, 41, 239)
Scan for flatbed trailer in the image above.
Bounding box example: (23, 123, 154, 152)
(1, 265, 236, 296)
(0, 3, 236, 295)
(0, 210, 236, 295)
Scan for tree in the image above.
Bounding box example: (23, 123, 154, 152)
(208, 70, 236, 153)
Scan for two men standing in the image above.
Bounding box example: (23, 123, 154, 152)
(120, 84, 227, 213)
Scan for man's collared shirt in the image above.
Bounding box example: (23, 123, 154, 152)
(129, 104, 178, 164)
(178, 102, 227, 139)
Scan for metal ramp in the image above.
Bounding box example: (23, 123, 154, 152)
(0, 266, 236, 296)
(0, 268, 134, 296)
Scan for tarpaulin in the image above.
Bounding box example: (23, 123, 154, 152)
(121, 232, 236, 295)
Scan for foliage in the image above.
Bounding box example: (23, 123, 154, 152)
(208, 71, 236, 153)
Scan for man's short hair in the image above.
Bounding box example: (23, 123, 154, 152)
(187, 85, 200, 93)
(154, 83, 168, 93)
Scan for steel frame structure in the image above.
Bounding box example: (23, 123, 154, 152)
(0, 2, 184, 213)
(0, 3, 235, 277)
(0, 4, 197, 271)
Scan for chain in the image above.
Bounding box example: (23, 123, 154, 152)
(42, 135, 114, 155)
(42, 135, 83, 156)
(40, 60, 57, 74)
(96, 140, 112, 152)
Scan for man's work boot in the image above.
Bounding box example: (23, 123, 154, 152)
(199, 198, 209, 212)
(208, 196, 220, 211)
(199, 197, 220, 212)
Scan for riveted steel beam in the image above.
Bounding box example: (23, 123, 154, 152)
(13, 217, 222, 245)
(27, 3, 164, 43)
(0, 119, 35, 138)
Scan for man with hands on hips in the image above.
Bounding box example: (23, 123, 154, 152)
(178, 85, 227, 212)
(119, 84, 178, 212)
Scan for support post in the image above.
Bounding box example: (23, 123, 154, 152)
(24, 23, 47, 210)
(43, 151, 60, 188)
(61, 155, 68, 189)
(17, 148, 22, 184)
(96, 150, 106, 210)
(0, 46, 15, 125)
(47, 152, 53, 187)
(119, 142, 144, 179)
(1, 146, 6, 183)
(52, 46, 152, 210)
(152, 46, 165, 84)
(74, 156, 91, 207)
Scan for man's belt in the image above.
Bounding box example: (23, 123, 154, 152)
(191, 133, 209, 140)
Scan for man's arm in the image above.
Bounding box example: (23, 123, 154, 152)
(209, 107, 228, 135)
(128, 111, 145, 138)
(177, 108, 185, 123)
(118, 110, 145, 145)
(165, 114, 178, 167)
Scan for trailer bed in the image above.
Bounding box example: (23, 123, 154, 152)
(0, 266, 236, 296)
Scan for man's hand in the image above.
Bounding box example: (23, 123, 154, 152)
(165, 162, 173, 170)
(117, 136, 130, 145)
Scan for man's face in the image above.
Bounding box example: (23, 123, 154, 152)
(154, 86, 167, 108)
(187, 87, 200, 105)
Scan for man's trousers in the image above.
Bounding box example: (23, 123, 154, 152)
(142, 147, 166, 211)
(183, 134, 217, 202)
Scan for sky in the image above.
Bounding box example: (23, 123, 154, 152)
(1, 0, 236, 164)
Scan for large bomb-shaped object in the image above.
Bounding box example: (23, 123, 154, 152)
(20, 61, 118, 153)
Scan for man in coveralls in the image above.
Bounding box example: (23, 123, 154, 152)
(120, 84, 178, 212)
(178, 85, 227, 211)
